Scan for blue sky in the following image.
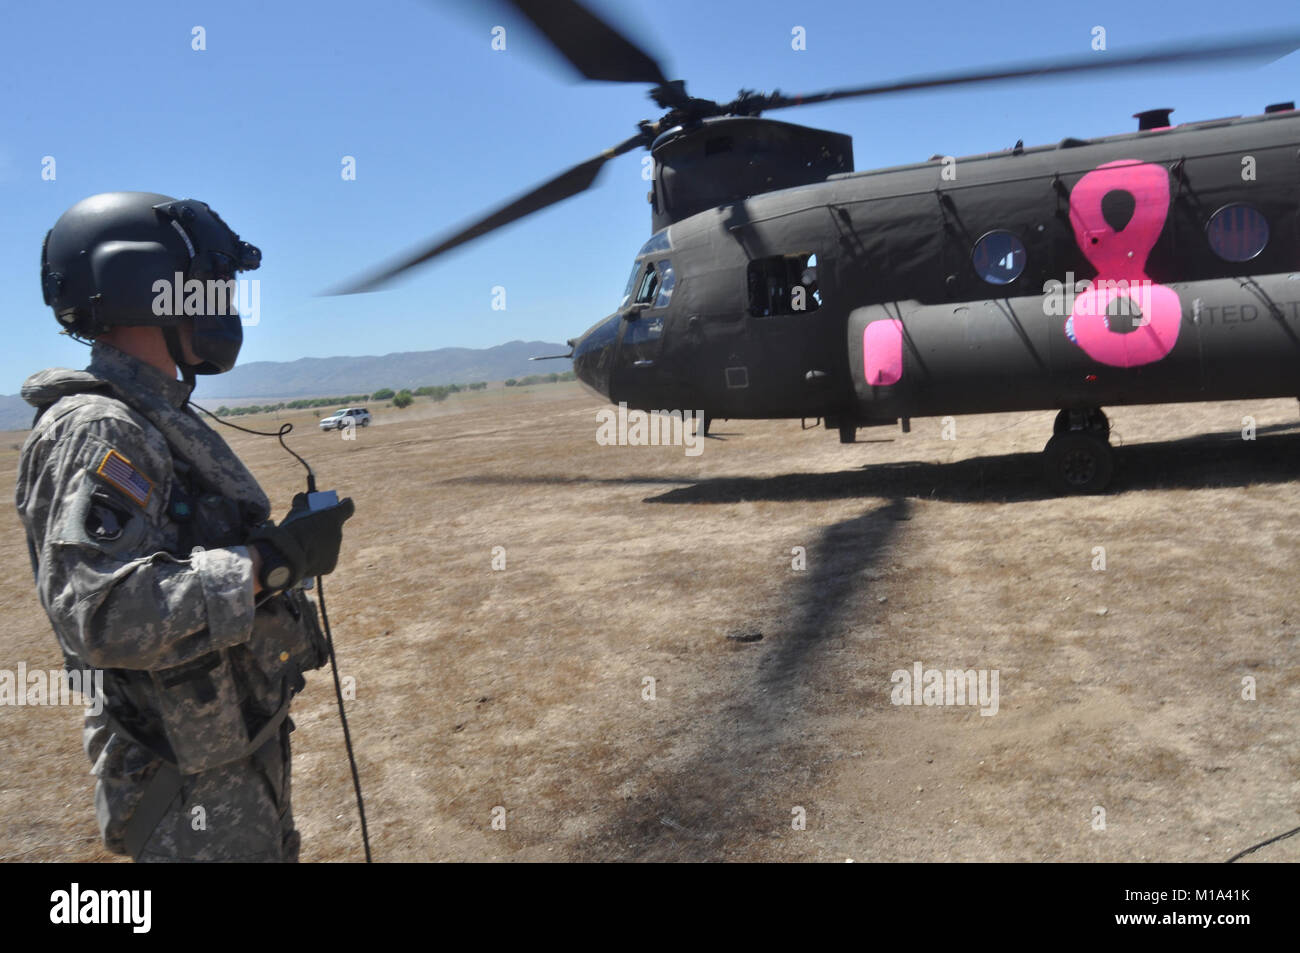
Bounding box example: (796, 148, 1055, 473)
(2, 0, 1297, 394)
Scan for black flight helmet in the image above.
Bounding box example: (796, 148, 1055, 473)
(40, 191, 261, 376)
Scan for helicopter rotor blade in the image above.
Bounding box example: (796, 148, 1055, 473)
(505, 0, 668, 85)
(754, 30, 1300, 113)
(328, 132, 645, 295)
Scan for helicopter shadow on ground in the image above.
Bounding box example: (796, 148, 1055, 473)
(575, 429, 1300, 858)
(437, 425, 1300, 501)
(642, 425, 1300, 506)
(580, 498, 909, 861)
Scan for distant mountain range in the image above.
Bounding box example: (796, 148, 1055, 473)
(200, 340, 571, 399)
(0, 340, 571, 431)
(0, 394, 32, 433)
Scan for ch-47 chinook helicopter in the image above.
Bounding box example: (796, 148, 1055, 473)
(335, 0, 1300, 493)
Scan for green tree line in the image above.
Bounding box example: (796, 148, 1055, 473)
(214, 372, 570, 416)
(504, 371, 575, 387)
(215, 394, 370, 416)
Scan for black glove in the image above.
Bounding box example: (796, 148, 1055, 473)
(249, 493, 355, 588)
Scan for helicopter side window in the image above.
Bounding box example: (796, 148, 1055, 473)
(972, 230, 1027, 285)
(1206, 204, 1269, 262)
(747, 252, 821, 316)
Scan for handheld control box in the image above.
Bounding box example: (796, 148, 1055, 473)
(306, 490, 339, 512)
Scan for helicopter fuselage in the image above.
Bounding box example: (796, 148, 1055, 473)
(573, 108, 1300, 435)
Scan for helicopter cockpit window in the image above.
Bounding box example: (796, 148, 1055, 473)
(620, 261, 642, 308)
(634, 264, 661, 305)
(637, 230, 671, 258)
(653, 260, 675, 308)
(620, 232, 673, 308)
(747, 252, 822, 317)
(972, 231, 1026, 285)
(1206, 204, 1269, 262)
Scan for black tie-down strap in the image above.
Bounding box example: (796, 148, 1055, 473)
(123, 760, 182, 861)
(114, 701, 292, 860)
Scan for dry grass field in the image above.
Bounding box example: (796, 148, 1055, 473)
(2, 381, 1299, 862)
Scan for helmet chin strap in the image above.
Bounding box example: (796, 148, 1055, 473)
(162, 325, 198, 391)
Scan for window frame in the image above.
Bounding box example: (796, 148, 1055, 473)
(633, 264, 661, 305)
(970, 229, 1028, 286)
(1205, 203, 1271, 263)
(746, 251, 823, 317)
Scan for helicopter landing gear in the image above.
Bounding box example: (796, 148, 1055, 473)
(1043, 408, 1114, 494)
(1052, 407, 1108, 437)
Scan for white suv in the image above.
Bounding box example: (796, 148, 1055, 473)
(320, 407, 371, 431)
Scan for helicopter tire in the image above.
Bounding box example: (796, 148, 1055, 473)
(1043, 431, 1114, 494)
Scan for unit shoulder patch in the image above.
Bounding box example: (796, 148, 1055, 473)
(94, 449, 154, 508)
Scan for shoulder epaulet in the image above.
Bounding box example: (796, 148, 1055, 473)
(30, 382, 112, 429)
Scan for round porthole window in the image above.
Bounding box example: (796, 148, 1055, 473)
(972, 230, 1027, 285)
(1206, 204, 1269, 262)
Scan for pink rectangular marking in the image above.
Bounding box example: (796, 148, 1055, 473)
(863, 319, 904, 386)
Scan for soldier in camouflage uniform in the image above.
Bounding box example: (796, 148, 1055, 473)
(16, 192, 355, 862)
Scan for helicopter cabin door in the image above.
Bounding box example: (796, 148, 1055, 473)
(617, 257, 675, 404)
(744, 250, 837, 415)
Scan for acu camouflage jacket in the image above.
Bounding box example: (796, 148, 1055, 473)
(14, 341, 325, 853)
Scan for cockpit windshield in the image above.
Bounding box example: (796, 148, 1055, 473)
(622, 259, 676, 310)
(636, 230, 671, 258)
(620, 261, 641, 308)
(619, 229, 672, 308)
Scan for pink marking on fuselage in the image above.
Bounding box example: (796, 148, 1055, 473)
(1066, 159, 1181, 368)
(863, 319, 904, 385)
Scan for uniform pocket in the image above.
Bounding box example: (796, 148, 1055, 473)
(245, 590, 329, 688)
(149, 649, 252, 774)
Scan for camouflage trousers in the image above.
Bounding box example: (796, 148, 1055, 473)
(105, 718, 298, 863)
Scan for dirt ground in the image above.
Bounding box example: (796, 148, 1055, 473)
(2, 382, 1298, 862)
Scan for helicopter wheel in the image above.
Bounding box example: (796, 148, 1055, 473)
(1043, 430, 1114, 494)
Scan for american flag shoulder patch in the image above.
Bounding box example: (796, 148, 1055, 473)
(95, 449, 154, 508)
